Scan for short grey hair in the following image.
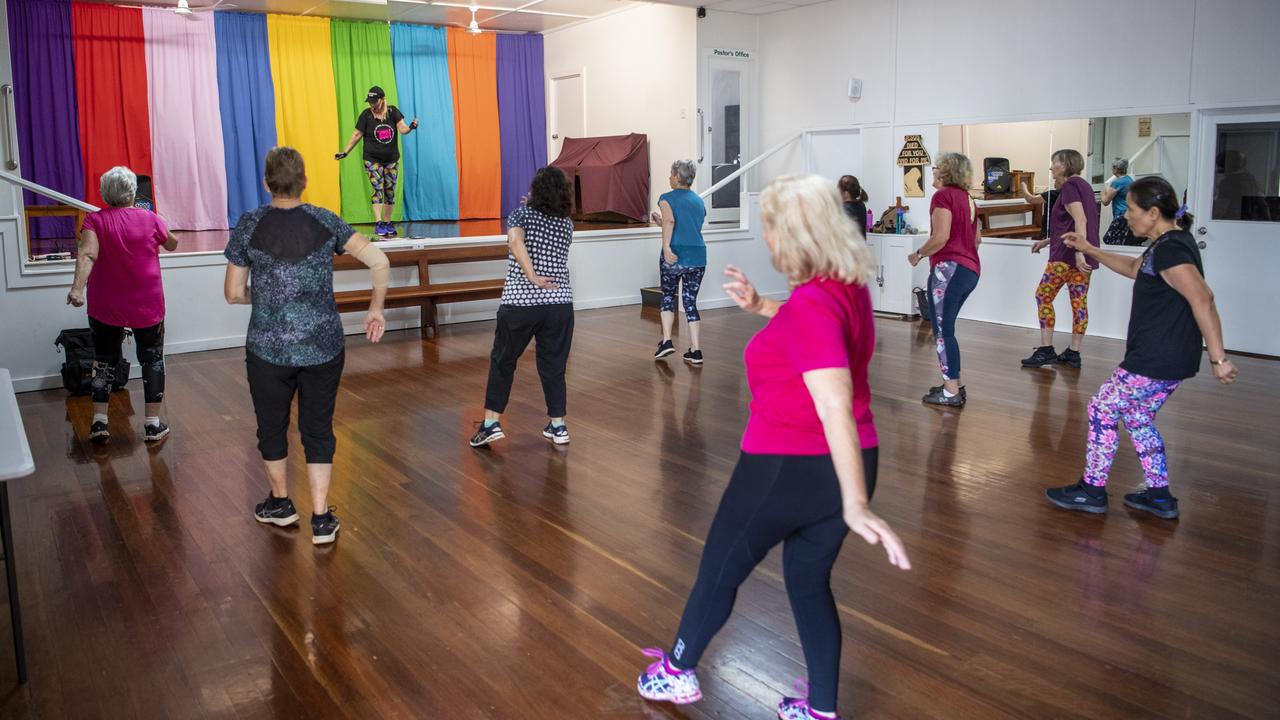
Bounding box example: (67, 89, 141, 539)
(1111, 157, 1129, 175)
(670, 159, 697, 187)
(100, 166, 138, 208)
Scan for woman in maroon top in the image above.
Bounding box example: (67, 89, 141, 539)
(1022, 149, 1100, 369)
(635, 175, 910, 720)
(908, 152, 981, 407)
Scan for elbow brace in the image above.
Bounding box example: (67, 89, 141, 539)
(354, 243, 390, 289)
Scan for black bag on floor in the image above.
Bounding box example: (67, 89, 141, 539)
(913, 286, 932, 321)
(55, 328, 130, 396)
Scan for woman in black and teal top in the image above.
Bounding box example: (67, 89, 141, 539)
(652, 160, 708, 365)
(1046, 176, 1238, 520)
(335, 85, 418, 239)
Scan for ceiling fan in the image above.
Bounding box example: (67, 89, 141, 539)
(171, 0, 238, 16)
(441, 2, 483, 34)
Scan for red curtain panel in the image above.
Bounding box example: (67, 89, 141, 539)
(72, 3, 153, 209)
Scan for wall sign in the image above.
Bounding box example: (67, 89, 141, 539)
(1138, 117, 1152, 137)
(897, 135, 931, 198)
(711, 48, 752, 59)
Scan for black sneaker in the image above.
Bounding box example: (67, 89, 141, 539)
(1055, 348, 1082, 368)
(254, 493, 300, 527)
(1123, 488, 1179, 519)
(311, 507, 340, 545)
(89, 420, 110, 444)
(143, 421, 170, 442)
(542, 422, 570, 445)
(922, 387, 965, 407)
(1045, 480, 1108, 514)
(683, 349, 703, 365)
(654, 340, 675, 359)
(1021, 346, 1058, 367)
(928, 384, 967, 399)
(469, 421, 505, 447)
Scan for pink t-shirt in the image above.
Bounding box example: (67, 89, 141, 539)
(930, 186, 981, 275)
(741, 277, 878, 454)
(83, 207, 169, 328)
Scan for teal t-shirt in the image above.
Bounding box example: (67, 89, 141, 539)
(660, 188, 707, 267)
(1110, 175, 1133, 218)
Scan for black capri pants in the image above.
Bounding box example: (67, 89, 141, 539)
(669, 448, 878, 713)
(89, 317, 165, 404)
(245, 350, 345, 464)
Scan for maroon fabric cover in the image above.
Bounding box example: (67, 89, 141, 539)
(550, 133, 649, 222)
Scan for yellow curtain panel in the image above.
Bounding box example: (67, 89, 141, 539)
(266, 14, 341, 212)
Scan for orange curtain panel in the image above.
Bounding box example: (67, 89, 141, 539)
(446, 28, 501, 219)
(265, 14, 341, 212)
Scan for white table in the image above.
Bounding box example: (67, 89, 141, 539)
(0, 368, 33, 684)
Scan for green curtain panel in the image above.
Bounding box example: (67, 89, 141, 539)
(331, 19, 404, 223)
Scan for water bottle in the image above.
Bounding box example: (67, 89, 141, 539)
(896, 207, 904, 234)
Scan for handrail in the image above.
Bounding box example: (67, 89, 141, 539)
(1, 85, 17, 171)
(699, 131, 803, 200)
(0, 170, 99, 213)
(1127, 133, 1189, 169)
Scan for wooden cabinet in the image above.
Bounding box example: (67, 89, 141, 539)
(865, 232, 931, 316)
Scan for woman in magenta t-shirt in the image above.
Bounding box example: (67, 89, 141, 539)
(66, 166, 178, 445)
(636, 175, 911, 720)
(908, 152, 981, 407)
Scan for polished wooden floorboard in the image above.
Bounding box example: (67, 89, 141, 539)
(2, 307, 1277, 719)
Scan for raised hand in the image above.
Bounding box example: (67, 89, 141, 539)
(722, 264, 761, 313)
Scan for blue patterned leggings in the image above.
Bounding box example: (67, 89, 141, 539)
(927, 261, 979, 380)
(659, 258, 706, 322)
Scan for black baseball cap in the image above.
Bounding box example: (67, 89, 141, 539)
(366, 86, 385, 103)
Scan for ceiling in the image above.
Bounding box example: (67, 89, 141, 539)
(123, 0, 812, 34)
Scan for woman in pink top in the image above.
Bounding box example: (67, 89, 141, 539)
(637, 175, 911, 720)
(66, 166, 178, 445)
(908, 152, 982, 407)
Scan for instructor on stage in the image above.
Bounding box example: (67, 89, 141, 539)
(335, 86, 418, 238)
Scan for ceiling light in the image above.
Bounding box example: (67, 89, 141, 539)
(174, 0, 192, 14)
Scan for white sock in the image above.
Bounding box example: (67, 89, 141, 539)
(942, 388, 956, 398)
(145, 416, 161, 426)
(808, 709, 837, 719)
(93, 413, 108, 424)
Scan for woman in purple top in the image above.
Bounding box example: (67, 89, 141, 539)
(66, 166, 179, 445)
(1022, 149, 1099, 369)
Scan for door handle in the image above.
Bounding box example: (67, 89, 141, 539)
(1, 84, 16, 171)
(552, 134, 559, 140)
(697, 108, 705, 163)
(1197, 240, 1207, 249)
(1196, 226, 1207, 235)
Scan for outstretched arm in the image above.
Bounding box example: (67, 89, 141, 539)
(1063, 231, 1141, 279)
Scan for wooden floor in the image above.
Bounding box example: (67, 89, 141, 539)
(2, 307, 1278, 719)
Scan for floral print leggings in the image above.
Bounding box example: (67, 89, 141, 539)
(1035, 261, 1090, 334)
(1083, 368, 1180, 488)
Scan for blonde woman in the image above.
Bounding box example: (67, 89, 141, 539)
(908, 152, 982, 406)
(636, 175, 911, 720)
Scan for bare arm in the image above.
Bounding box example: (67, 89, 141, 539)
(397, 117, 418, 134)
(1100, 183, 1117, 206)
(1020, 180, 1045, 206)
(337, 129, 363, 158)
(659, 200, 677, 263)
(509, 227, 557, 289)
(723, 264, 781, 318)
(65, 228, 99, 307)
(1161, 264, 1239, 384)
(910, 207, 951, 265)
(162, 232, 179, 252)
(1063, 231, 1141, 278)
(802, 368, 911, 570)
(223, 263, 251, 304)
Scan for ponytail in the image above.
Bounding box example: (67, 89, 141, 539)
(1127, 176, 1193, 231)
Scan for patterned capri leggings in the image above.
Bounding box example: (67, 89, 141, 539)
(1035, 261, 1091, 334)
(928, 261, 980, 380)
(364, 161, 399, 205)
(660, 258, 707, 322)
(1083, 368, 1180, 489)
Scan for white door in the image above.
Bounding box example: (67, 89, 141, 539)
(550, 73, 584, 160)
(1192, 107, 1280, 356)
(700, 53, 753, 223)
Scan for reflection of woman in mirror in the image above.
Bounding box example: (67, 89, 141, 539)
(1213, 149, 1261, 220)
(1100, 158, 1138, 245)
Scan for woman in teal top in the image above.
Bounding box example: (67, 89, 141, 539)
(1101, 157, 1137, 245)
(652, 160, 709, 364)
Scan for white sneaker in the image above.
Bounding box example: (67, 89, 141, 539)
(636, 648, 701, 704)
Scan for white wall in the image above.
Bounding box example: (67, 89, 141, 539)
(543, 4, 697, 214)
(1188, 0, 1280, 106)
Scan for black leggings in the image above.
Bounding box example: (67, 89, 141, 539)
(245, 350, 345, 464)
(670, 449, 879, 713)
(484, 303, 574, 418)
(89, 318, 165, 404)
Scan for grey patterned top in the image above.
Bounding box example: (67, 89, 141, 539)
(501, 206, 574, 306)
(225, 204, 355, 367)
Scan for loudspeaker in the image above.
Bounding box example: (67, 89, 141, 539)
(133, 174, 156, 212)
(983, 158, 1010, 194)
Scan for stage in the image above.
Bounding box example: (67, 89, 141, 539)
(1, 308, 1275, 718)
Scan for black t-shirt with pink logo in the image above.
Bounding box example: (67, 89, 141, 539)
(356, 106, 404, 164)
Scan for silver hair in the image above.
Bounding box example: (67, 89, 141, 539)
(100, 166, 138, 208)
(670, 159, 697, 186)
(1111, 157, 1129, 175)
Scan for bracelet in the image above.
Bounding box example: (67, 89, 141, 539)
(1210, 357, 1230, 365)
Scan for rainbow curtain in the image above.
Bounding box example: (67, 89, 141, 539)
(9, 0, 546, 230)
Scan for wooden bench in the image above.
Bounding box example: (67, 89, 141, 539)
(976, 199, 1044, 239)
(333, 242, 508, 336)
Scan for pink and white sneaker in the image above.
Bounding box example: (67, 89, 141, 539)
(636, 647, 702, 704)
(778, 680, 841, 720)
